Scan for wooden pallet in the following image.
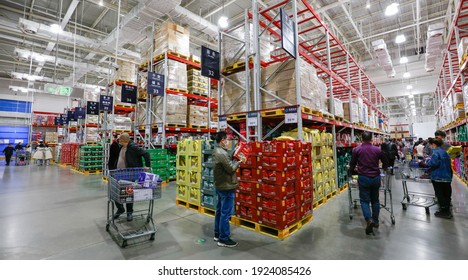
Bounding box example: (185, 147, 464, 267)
(326, 190, 338, 200)
(166, 123, 186, 128)
(313, 197, 327, 209)
(323, 113, 334, 121)
(223, 61, 246, 75)
(114, 104, 135, 109)
(262, 108, 284, 117)
(200, 206, 216, 217)
(188, 124, 208, 129)
(167, 51, 190, 61)
(168, 88, 189, 93)
(175, 198, 201, 212)
(454, 103, 465, 109)
(109, 80, 135, 86)
(189, 91, 208, 98)
(339, 183, 348, 193)
(227, 113, 247, 121)
(85, 142, 100, 145)
(113, 129, 132, 133)
(189, 58, 201, 64)
(301, 107, 322, 117)
(102, 176, 108, 182)
(334, 116, 344, 122)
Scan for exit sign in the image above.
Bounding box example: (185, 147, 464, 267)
(45, 84, 72, 96)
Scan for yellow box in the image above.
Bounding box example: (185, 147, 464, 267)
(176, 184, 189, 201)
(189, 171, 202, 188)
(176, 155, 188, 170)
(176, 170, 188, 185)
(314, 183, 324, 201)
(188, 139, 203, 156)
(177, 139, 190, 155)
(188, 186, 201, 205)
(188, 155, 202, 172)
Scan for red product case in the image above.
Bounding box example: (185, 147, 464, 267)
(257, 182, 296, 199)
(257, 195, 298, 214)
(260, 170, 296, 186)
(259, 209, 298, 229)
(235, 204, 259, 222)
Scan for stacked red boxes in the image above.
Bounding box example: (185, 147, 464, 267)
(297, 142, 313, 219)
(60, 143, 80, 164)
(235, 142, 260, 222)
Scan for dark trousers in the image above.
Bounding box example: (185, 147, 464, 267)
(115, 202, 133, 213)
(432, 180, 452, 213)
(5, 155, 12, 165)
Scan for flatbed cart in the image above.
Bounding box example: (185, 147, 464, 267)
(394, 162, 437, 214)
(106, 168, 162, 248)
(348, 168, 395, 225)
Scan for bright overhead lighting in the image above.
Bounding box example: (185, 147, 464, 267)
(410, 100, 415, 105)
(400, 56, 408, 64)
(406, 85, 413, 90)
(366, 1, 371, 9)
(99, 0, 104, 6)
(34, 54, 45, 62)
(408, 93, 414, 98)
(385, 3, 399, 16)
(395, 34, 406, 44)
(403, 72, 411, 78)
(50, 23, 62, 34)
(218, 16, 229, 29)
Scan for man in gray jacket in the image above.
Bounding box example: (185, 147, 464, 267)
(212, 131, 245, 247)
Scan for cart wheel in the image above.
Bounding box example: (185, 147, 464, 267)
(353, 202, 358, 209)
(391, 216, 396, 225)
(122, 240, 127, 248)
(149, 234, 155, 241)
(425, 207, 430, 214)
(106, 224, 110, 232)
(402, 203, 407, 210)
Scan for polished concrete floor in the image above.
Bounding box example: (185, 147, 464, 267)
(0, 162, 467, 260)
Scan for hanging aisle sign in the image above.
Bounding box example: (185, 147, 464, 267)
(67, 110, 76, 123)
(99, 95, 113, 112)
(219, 116, 227, 130)
(147, 72, 165, 96)
(201, 46, 220, 80)
(74, 107, 86, 120)
(247, 112, 258, 127)
(86, 101, 99, 115)
(285, 106, 298, 124)
(280, 8, 297, 59)
(60, 114, 67, 125)
(54, 117, 60, 126)
(121, 84, 137, 104)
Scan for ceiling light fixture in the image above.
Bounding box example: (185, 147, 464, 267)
(218, 16, 228, 29)
(403, 72, 411, 78)
(406, 85, 413, 90)
(385, 3, 399, 16)
(99, 0, 104, 6)
(366, 0, 371, 9)
(400, 56, 408, 64)
(395, 34, 406, 44)
(50, 23, 62, 34)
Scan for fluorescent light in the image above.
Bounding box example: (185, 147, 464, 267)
(395, 34, 406, 44)
(403, 72, 411, 78)
(99, 0, 103, 6)
(385, 3, 399, 16)
(366, 1, 371, 9)
(406, 85, 413, 90)
(400, 56, 408, 64)
(218, 16, 229, 29)
(50, 23, 62, 34)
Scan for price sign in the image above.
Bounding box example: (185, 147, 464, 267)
(86, 101, 99, 115)
(285, 106, 298, 124)
(201, 46, 220, 80)
(99, 95, 113, 112)
(219, 116, 227, 130)
(147, 72, 165, 96)
(121, 84, 137, 104)
(158, 122, 163, 134)
(280, 8, 297, 59)
(247, 112, 258, 127)
(74, 107, 86, 120)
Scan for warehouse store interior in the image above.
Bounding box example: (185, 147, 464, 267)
(1, 0, 468, 260)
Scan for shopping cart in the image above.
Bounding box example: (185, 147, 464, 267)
(348, 168, 395, 225)
(106, 168, 162, 247)
(394, 161, 437, 214)
(15, 150, 30, 166)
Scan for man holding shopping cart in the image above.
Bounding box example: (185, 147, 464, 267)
(108, 133, 151, 222)
(349, 132, 389, 235)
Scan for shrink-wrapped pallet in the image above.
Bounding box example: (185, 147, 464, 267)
(329, 98, 344, 118)
(153, 22, 190, 58)
(154, 95, 188, 126)
(222, 72, 254, 114)
(116, 60, 136, 83)
(113, 116, 132, 131)
(85, 127, 99, 142)
(154, 59, 187, 90)
(188, 105, 209, 127)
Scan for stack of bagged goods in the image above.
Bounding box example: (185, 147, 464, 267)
(116, 60, 137, 83)
(154, 95, 187, 126)
(222, 72, 254, 114)
(113, 116, 132, 131)
(187, 68, 208, 96)
(261, 59, 328, 113)
(155, 60, 187, 91)
(234, 140, 313, 231)
(222, 23, 270, 68)
(188, 105, 208, 128)
(153, 22, 190, 58)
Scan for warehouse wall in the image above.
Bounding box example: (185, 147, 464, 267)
(412, 121, 437, 139)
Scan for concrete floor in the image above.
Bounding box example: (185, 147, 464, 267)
(0, 162, 467, 260)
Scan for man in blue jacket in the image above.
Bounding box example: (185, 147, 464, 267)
(427, 138, 453, 219)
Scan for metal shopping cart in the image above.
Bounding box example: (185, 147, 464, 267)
(106, 168, 162, 247)
(15, 150, 30, 166)
(348, 168, 395, 225)
(394, 161, 437, 214)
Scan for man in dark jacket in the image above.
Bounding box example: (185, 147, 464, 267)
(2, 144, 14, 166)
(108, 133, 150, 221)
(212, 131, 245, 248)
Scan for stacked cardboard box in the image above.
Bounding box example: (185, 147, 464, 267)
(188, 105, 208, 127)
(155, 60, 187, 90)
(222, 72, 254, 114)
(154, 95, 187, 126)
(187, 68, 208, 96)
(343, 100, 359, 123)
(116, 60, 136, 83)
(154, 22, 190, 58)
(60, 143, 79, 164)
(113, 116, 132, 131)
(329, 98, 344, 118)
(138, 71, 147, 100)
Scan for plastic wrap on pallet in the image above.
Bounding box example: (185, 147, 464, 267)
(154, 59, 187, 90)
(329, 98, 344, 118)
(116, 60, 136, 83)
(188, 105, 208, 127)
(138, 71, 148, 100)
(153, 95, 187, 126)
(153, 22, 190, 58)
(222, 72, 254, 113)
(86, 127, 99, 142)
(85, 90, 100, 102)
(222, 23, 271, 67)
(458, 37, 468, 65)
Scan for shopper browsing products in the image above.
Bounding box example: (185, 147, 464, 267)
(427, 138, 453, 219)
(349, 132, 389, 235)
(107, 133, 151, 222)
(212, 132, 245, 248)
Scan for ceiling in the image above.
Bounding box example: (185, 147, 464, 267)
(0, 0, 456, 118)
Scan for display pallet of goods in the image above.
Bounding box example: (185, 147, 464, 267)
(147, 148, 173, 181)
(337, 148, 352, 191)
(73, 145, 103, 174)
(200, 141, 216, 212)
(60, 143, 80, 165)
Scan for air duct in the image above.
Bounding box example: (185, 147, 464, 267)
(425, 22, 444, 72)
(372, 39, 395, 78)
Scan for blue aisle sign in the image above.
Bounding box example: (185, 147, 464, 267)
(74, 107, 86, 120)
(99, 95, 113, 112)
(60, 114, 67, 125)
(201, 46, 220, 80)
(54, 117, 60, 126)
(67, 110, 76, 122)
(147, 72, 165, 96)
(86, 101, 99, 115)
(280, 8, 297, 59)
(121, 84, 137, 104)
